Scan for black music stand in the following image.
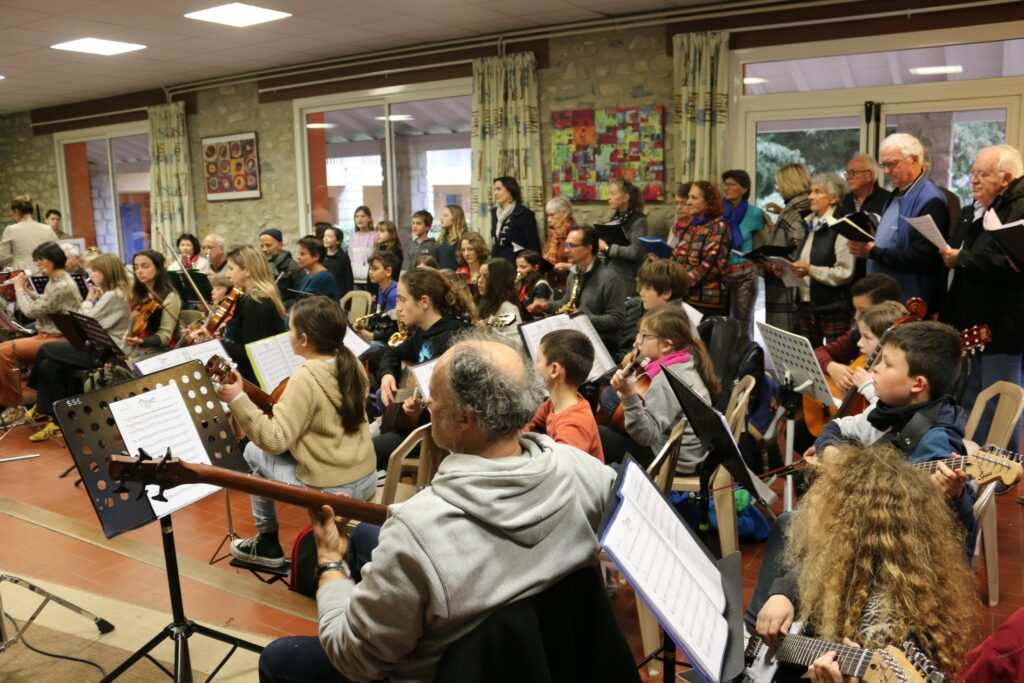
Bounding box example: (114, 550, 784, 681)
(169, 271, 212, 308)
(54, 361, 262, 682)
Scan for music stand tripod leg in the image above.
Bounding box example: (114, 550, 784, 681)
(0, 574, 115, 654)
(208, 489, 240, 565)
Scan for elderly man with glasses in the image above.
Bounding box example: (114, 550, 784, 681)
(836, 154, 891, 218)
(847, 133, 949, 306)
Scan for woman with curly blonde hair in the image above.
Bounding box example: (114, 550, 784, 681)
(757, 443, 979, 681)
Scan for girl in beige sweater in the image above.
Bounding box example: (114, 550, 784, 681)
(215, 296, 376, 568)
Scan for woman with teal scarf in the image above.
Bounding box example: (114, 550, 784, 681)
(722, 169, 765, 338)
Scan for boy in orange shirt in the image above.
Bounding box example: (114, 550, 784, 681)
(525, 329, 605, 462)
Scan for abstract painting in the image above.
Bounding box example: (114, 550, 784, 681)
(202, 132, 260, 201)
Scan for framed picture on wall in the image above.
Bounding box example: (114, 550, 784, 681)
(202, 132, 261, 201)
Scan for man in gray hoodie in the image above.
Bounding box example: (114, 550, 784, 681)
(258, 334, 618, 683)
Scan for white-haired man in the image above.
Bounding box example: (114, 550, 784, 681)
(202, 233, 227, 275)
(939, 144, 1024, 453)
(836, 153, 890, 218)
(848, 133, 948, 305)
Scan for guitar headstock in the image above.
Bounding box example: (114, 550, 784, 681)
(960, 324, 992, 357)
(967, 448, 1024, 486)
(205, 354, 235, 385)
(862, 644, 943, 683)
(108, 452, 200, 490)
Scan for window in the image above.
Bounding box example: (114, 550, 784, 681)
(56, 124, 150, 259)
(297, 80, 472, 247)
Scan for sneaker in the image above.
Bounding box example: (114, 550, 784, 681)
(230, 534, 285, 569)
(29, 422, 62, 442)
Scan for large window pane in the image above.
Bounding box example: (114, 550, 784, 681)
(884, 108, 1006, 204)
(307, 106, 386, 247)
(391, 96, 472, 238)
(112, 134, 151, 256)
(754, 116, 861, 207)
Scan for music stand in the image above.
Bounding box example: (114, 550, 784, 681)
(169, 271, 212, 308)
(54, 361, 262, 682)
(756, 322, 836, 512)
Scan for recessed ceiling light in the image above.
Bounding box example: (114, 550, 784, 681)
(0, 75, 5, 81)
(185, 3, 291, 28)
(909, 65, 963, 76)
(374, 114, 414, 121)
(743, 77, 768, 85)
(306, 123, 336, 129)
(51, 38, 146, 56)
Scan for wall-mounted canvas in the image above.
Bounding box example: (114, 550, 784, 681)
(202, 132, 260, 201)
(551, 106, 664, 202)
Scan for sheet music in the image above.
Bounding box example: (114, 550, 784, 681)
(764, 256, 810, 288)
(133, 339, 230, 376)
(409, 359, 439, 401)
(519, 314, 615, 383)
(902, 214, 950, 251)
(343, 326, 371, 358)
(108, 383, 219, 517)
(246, 333, 304, 392)
(603, 461, 728, 679)
(682, 302, 703, 333)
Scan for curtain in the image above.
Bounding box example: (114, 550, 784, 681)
(148, 101, 193, 249)
(470, 52, 544, 243)
(673, 32, 730, 182)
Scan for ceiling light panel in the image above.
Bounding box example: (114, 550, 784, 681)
(185, 3, 292, 28)
(51, 38, 146, 56)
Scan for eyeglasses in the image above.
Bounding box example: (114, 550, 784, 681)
(564, 242, 583, 250)
(880, 158, 906, 171)
(636, 331, 660, 343)
(721, 180, 741, 188)
(970, 169, 996, 180)
(844, 169, 870, 177)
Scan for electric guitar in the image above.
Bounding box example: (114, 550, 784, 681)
(743, 631, 945, 683)
(107, 453, 388, 526)
(799, 447, 1023, 489)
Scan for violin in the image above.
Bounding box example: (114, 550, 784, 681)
(608, 350, 651, 433)
(180, 287, 240, 347)
(130, 296, 162, 338)
(206, 354, 288, 416)
(0, 270, 26, 302)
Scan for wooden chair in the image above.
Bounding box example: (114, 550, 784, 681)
(972, 482, 999, 607)
(965, 380, 1024, 452)
(340, 290, 373, 325)
(374, 423, 446, 506)
(671, 374, 757, 558)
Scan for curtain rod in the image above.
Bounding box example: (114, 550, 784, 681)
(31, 105, 149, 128)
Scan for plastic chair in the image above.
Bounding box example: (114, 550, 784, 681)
(374, 423, 446, 506)
(972, 482, 999, 607)
(340, 290, 372, 325)
(178, 309, 205, 328)
(965, 380, 1024, 451)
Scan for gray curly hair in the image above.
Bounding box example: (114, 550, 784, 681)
(443, 331, 545, 439)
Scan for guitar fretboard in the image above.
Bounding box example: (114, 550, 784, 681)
(774, 633, 873, 677)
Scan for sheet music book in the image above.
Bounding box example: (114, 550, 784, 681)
(983, 209, 1024, 264)
(108, 383, 219, 518)
(0, 307, 32, 336)
(595, 222, 631, 247)
(600, 459, 729, 681)
(902, 214, 950, 251)
(343, 325, 371, 359)
(409, 359, 439, 402)
(518, 313, 615, 383)
(133, 339, 231, 376)
(638, 236, 674, 259)
(827, 211, 877, 243)
(763, 256, 809, 288)
(245, 332, 304, 392)
(739, 245, 790, 261)
(682, 302, 703, 333)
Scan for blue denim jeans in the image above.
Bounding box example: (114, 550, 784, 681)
(243, 442, 377, 534)
(259, 636, 352, 683)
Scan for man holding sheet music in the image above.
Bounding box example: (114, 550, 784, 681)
(526, 224, 627, 354)
(257, 335, 619, 683)
(939, 144, 1024, 453)
(848, 133, 948, 306)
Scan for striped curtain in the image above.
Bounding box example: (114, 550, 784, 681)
(673, 32, 730, 182)
(148, 101, 193, 249)
(470, 52, 543, 244)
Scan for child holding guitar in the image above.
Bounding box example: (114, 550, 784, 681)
(214, 296, 377, 569)
(598, 306, 718, 471)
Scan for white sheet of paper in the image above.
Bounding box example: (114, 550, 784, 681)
(604, 462, 728, 679)
(902, 214, 950, 251)
(343, 326, 371, 358)
(519, 313, 615, 383)
(108, 383, 219, 518)
(983, 208, 1024, 232)
(246, 333, 304, 392)
(133, 339, 230, 376)
(764, 256, 809, 288)
(409, 359, 439, 402)
(682, 302, 703, 333)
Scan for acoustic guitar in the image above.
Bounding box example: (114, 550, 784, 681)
(742, 630, 945, 683)
(107, 454, 388, 526)
(206, 354, 288, 416)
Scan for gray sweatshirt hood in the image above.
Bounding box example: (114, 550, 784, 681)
(427, 433, 576, 546)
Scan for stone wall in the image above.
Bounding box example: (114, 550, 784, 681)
(188, 82, 300, 248)
(0, 112, 60, 219)
(537, 27, 678, 239)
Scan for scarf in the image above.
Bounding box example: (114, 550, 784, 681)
(495, 202, 515, 227)
(866, 398, 944, 433)
(646, 348, 692, 379)
(672, 217, 691, 239)
(610, 208, 636, 227)
(723, 199, 749, 251)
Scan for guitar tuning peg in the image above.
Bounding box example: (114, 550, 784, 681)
(153, 484, 169, 503)
(112, 480, 129, 494)
(135, 486, 148, 501)
(137, 448, 152, 462)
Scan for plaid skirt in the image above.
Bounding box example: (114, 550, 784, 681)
(795, 302, 853, 348)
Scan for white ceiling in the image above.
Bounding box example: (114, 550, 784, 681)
(0, 0, 731, 114)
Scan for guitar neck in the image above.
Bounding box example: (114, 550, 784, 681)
(240, 378, 274, 413)
(773, 633, 874, 678)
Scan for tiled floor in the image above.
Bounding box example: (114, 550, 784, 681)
(2, 421, 1021, 681)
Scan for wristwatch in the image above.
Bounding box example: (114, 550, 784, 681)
(316, 559, 351, 580)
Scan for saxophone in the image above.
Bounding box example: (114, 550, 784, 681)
(513, 271, 523, 288)
(352, 312, 376, 331)
(556, 272, 581, 314)
(388, 316, 408, 347)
